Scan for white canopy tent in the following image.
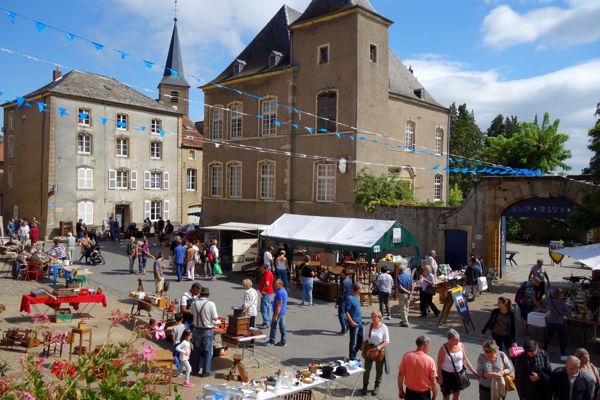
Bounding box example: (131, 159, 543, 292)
(554, 243, 600, 270)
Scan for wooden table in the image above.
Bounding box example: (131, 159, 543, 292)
(20, 293, 107, 316)
(566, 317, 600, 347)
(221, 332, 266, 368)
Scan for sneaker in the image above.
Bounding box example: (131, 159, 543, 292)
(264, 341, 275, 346)
(560, 355, 568, 361)
(182, 381, 195, 388)
(275, 342, 286, 347)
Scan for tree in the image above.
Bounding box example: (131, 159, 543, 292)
(449, 103, 485, 196)
(582, 102, 600, 178)
(487, 114, 505, 137)
(481, 112, 572, 173)
(569, 190, 600, 231)
(354, 168, 415, 213)
(504, 115, 519, 138)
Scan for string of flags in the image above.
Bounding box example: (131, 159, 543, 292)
(0, 7, 536, 173)
(0, 8, 544, 177)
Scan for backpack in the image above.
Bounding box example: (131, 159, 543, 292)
(515, 282, 528, 305)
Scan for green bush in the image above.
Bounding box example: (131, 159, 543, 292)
(354, 169, 415, 213)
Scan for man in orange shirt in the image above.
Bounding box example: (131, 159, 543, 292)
(257, 264, 275, 329)
(398, 336, 438, 400)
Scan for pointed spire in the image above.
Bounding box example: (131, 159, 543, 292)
(160, 15, 189, 88)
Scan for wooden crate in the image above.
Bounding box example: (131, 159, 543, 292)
(227, 316, 251, 336)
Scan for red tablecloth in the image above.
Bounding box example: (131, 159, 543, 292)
(20, 293, 107, 313)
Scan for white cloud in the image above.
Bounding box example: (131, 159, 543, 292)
(482, 0, 600, 49)
(405, 55, 600, 172)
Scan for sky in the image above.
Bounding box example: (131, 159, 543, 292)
(0, 0, 598, 172)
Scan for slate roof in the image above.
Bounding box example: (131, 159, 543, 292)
(17, 70, 178, 114)
(292, 0, 380, 25)
(388, 49, 444, 108)
(160, 19, 190, 88)
(182, 116, 203, 149)
(208, 5, 302, 85)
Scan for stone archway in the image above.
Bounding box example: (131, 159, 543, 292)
(443, 176, 597, 277)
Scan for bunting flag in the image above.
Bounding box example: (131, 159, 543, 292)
(92, 42, 104, 52)
(143, 60, 154, 71)
(34, 21, 46, 32)
(65, 32, 75, 41)
(6, 10, 16, 23)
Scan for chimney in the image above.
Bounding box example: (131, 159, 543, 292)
(52, 67, 62, 81)
(408, 65, 414, 75)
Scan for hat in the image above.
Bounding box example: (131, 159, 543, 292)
(333, 366, 350, 377)
(524, 339, 538, 352)
(319, 366, 336, 380)
(200, 287, 210, 296)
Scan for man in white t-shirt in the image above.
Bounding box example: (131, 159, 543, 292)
(263, 246, 274, 271)
(426, 250, 438, 276)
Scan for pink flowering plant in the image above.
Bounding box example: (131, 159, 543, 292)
(1, 309, 182, 399)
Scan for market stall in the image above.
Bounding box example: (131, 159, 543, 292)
(261, 214, 419, 301)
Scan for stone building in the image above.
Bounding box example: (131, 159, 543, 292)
(202, 0, 449, 226)
(2, 69, 181, 238)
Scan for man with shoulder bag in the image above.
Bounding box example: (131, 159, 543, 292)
(190, 287, 219, 378)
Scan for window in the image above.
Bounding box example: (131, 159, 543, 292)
(8, 111, 14, 130)
(150, 141, 162, 159)
(229, 103, 243, 139)
(227, 163, 242, 198)
(318, 45, 329, 64)
(259, 98, 277, 137)
(116, 137, 129, 157)
(233, 59, 246, 75)
(369, 44, 378, 63)
(78, 108, 91, 126)
(170, 91, 179, 103)
(186, 169, 197, 191)
(116, 170, 129, 189)
(210, 163, 223, 197)
(269, 51, 282, 67)
(77, 133, 92, 154)
(77, 167, 93, 189)
(405, 121, 415, 149)
(143, 171, 168, 190)
(7, 135, 14, 158)
(315, 163, 336, 202)
(7, 166, 13, 189)
(434, 175, 442, 201)
(116, 113, 128, 130)
(150, 201, 162, 220)
(259, 161, 275, 200)
(151, 119, 162, 134)
(211, 108, 224, 139)
(316, 91, 337, 133)
(188, 150, 195, 160)
(435, 127, 444, 156)
(78, 201, 94, 225)
(150, 172, 161, 189)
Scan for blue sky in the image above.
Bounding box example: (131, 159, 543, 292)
(1, 0, 599, 172)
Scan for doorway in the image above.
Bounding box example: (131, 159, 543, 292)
(114, 205, 130, 232)
(444, 230, 468, 270)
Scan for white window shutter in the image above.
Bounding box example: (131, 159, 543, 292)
(143, 171, 150, 190)
(163, 200, 170, 220)
(77, 168, 84, 189)
(163, 172, 170, 190)
(108, 169, 116, 190)
(144, 200, 151, 219)
(130, 170, 137, 190)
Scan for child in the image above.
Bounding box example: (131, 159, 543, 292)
(171, 313, 185, 377)
(175, 330, 194, 388)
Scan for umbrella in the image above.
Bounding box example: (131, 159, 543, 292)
(554, 244, 600, 270)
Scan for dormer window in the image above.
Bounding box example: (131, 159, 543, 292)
(414, 88, 424, 99)
(269, 51, 282, 68)
(233, 59, 246, 76)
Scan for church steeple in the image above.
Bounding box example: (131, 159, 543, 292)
(158, 11, 189, 116)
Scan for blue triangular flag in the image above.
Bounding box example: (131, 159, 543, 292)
(168, 68, 178, 77)
(92, 42, 104, 52)
(418, 149, 427, 154)
(255, 114, 263, 119)
(433, 165, 440, 170)
(359, 136, 367, 141)
(274, 120, 281, 127)
(24, 102, 32, 108)
(6, 11, 17, 23)
(16, 97, 26, 107)
(139, 125, 146, 132)
(396, 145, 404, 149)
(318, 128, 328, 133)
(37, 102, 47, 112)
(58, 107, 68, 117)
(100, 118, 107, 125)
(347, 135, 355, 141)
(443, 167, 450, 172)
(117, 50, 129, 59)
(335, 132, 341, 138)
(117, 121, 126, 128)
(79, 112, 89, 121)
(448, 157, 454, 163)
(291, 123, 299, 129)
(143, 60, 154, 70)
(305, 127, 313, 134)
(159, 130, 166, 137)
(35, 21, 46, 32)
(66, 32, 75, 41)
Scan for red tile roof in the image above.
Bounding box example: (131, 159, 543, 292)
(182, 117, 203, 149)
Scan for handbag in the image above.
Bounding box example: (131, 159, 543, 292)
(501, 352, 516, 391)
(361, 324, 385, 363)
(443, 344, 470, 390)
(371, 273, 380, 295)
(213, 262, 222, 275)
(424, 285, 436, 296)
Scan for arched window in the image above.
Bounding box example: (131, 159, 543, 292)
(77, 132, 92, 154)
(315, 162, 336, 202)
(77, 167, 93, 189)
(258, 161, 275, 200)
(259, 98, 277, 137)
(150, 141, 162, 159)
(211, 107, 224, 139)
(405, 121, 415, 149)
(227, 162, 242, 198)
(78, 201, 94, 225)
(435, 127, 444, 156)
(209, 163, 223, 197)
(316, 90, 337, 133)
(434, 175, 442, 201)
